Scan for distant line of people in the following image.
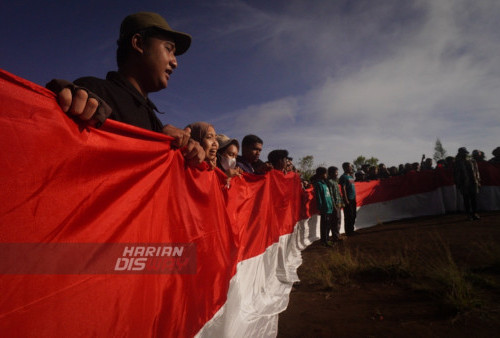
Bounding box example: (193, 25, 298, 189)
(307, 146, 499, 247)
(353, 147, 500, 182)
(350, 147, 499, 221)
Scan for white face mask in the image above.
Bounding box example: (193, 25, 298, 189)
(220, 156, 237, 171)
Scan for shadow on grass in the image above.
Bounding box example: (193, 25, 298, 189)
(305, 235, 500, 319)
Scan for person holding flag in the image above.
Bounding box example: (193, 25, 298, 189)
(339, 162, 357, 236)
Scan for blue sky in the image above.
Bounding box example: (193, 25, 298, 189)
(1, 0, 499, 168)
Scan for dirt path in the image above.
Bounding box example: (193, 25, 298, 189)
(278, 211, 500, 338)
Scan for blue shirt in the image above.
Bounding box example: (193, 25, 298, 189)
(314, 180, 334, 214)
(339, 173, 356, 200)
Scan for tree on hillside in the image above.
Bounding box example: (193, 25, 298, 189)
(353, 156, 366, 170)
(366, 157, 379, 167)
(353, 155, 379, 169)
(433, 138, 447, 162)
(297, 155, 315, 180)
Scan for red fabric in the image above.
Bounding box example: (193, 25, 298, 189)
(354, 164, 500, 207)
(301, 187, 318, 219)
(477, 161, 500, 186)
(355, 169, 453, 206)
(0, 69, 307, 337)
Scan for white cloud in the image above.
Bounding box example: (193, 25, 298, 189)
(232, 97, 299, 133)
(214, 0, 500, 166)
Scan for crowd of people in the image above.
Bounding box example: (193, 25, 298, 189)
(45, 12, 498, 248)
(305, 163, 358, 247)
(349, 147, 500, 183)
(305, 146, 500, 247)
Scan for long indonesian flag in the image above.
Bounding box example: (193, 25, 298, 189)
(1, 69, 499, 337)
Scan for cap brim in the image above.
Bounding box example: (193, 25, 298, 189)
(158, 28, 191, 55)
(172, 32, 191, 55)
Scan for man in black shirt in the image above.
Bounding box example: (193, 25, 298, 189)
(48, 12, 204, 165)
(73, 72, 164, 133)
(236, 134, 272, 174)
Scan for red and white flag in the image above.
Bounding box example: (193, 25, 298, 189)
(0, 69, 498, 337)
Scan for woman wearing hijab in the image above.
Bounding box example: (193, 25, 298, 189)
(185, 122, 219, 169)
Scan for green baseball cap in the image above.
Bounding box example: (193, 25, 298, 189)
(118, 12, 191, 55)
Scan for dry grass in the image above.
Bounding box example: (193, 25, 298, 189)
(281, 213, 500, 337)
(307, 235, 500, 317)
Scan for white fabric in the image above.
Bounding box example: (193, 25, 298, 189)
(354, 189, 446, 230)
(349, 185, 500, 231)
(195, 215, 320, 338)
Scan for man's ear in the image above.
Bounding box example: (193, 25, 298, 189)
(131, 33, 145, 54)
